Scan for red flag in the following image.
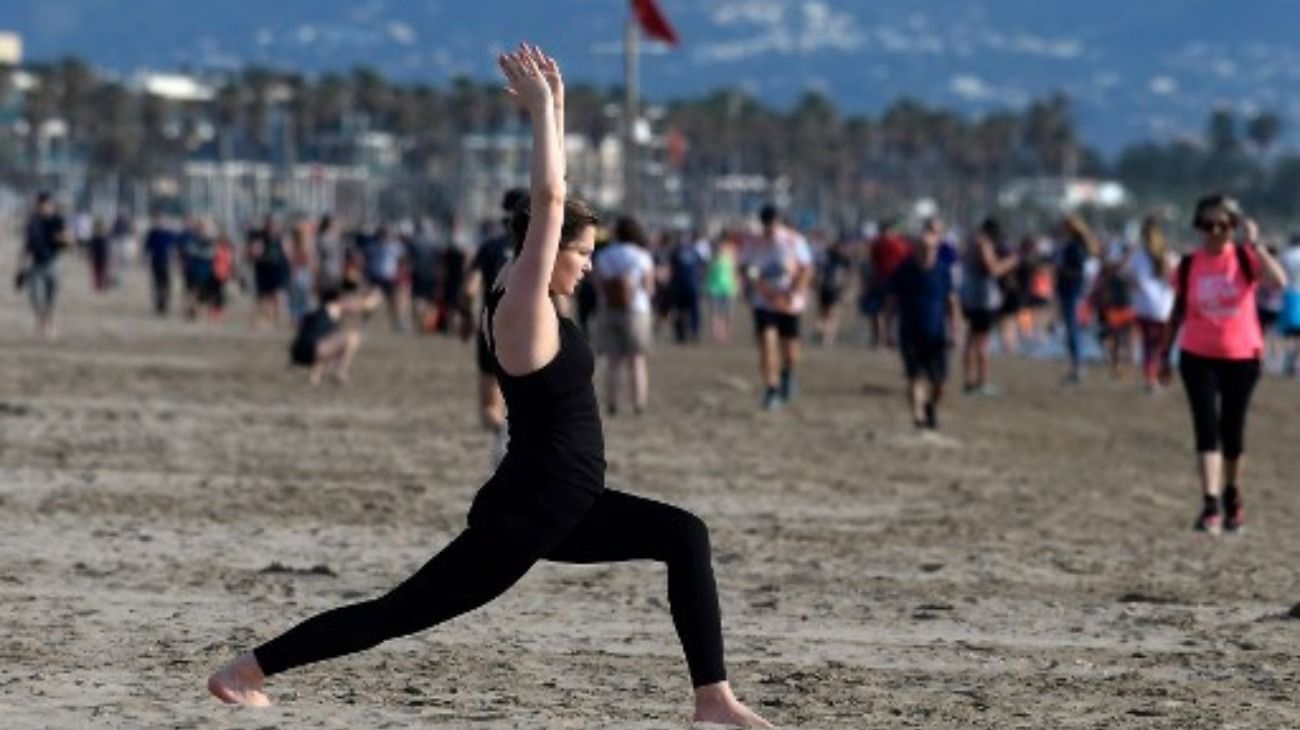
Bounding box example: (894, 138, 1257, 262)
(632, 0, 679, 46)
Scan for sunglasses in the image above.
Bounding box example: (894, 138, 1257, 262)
(1197, 219, 1233, 233)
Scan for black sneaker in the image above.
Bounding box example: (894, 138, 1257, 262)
(1194, 495, 1222, 534)
(1223, 486, 1245, 534)
(779, 369, 796, 402)
(762, 387, 784, 412)
(923, 402, 938, 430)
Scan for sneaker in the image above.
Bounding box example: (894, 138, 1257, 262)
(923, 401, 938, 430)
(1223, 487, 1245, 534)
(1194, 496, 1222, 534)
(973, 383, 1001, 397)
(762, 388, 784, 412)
(779, 369, 797, 401)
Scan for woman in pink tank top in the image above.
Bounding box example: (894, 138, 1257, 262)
(1164, 194, 1287, 534)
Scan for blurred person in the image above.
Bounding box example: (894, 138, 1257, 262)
(995, 233, 1025, 356)
(439, 218, 469, 335)
(1280, 235, 1300, 376)
(1092, 240, 1137, 379)
(209, 45, 772, 728)
(250, 215, 290, 329)
(862, 219, 910, 348)
(889, 218, 960, 430)
(88, 218, 111, 292)
(705, 232, 740, 343)
(109, 212, 134, 287)
(1123, 215, 1177, 391)
(407, 218, 442, 333)
(668, 231, 709, 344)
(286, 221, 315, 323)
(461, 189, 525, 466)
(1056, 215, 1100, 384)
(1256, 242, 1285, 368)
(745, 204, 813, 410)
(814, 234, 854, 347)
(208, 230, 236, 321)
(183, 219, 218, 321)
(960, 217, 1018, 395)
(143, 214, 176, 316)
(595, 214, 656, 415)
(17, 192, 70, 338)
(366, 224, 408, 332)
(287, 286, 377, 386)
(315, 214, 346, 295)
(1018, 236, 1055, 343)
(1160, 195, 1287, 534)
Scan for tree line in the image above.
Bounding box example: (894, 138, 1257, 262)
(1, 56, 1296, 228)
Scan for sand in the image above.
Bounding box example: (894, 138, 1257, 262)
(2, 263, 1299, 729)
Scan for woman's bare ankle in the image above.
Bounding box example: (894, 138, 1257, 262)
(692, 681, 772, 728)
(208, 652, 271, 707)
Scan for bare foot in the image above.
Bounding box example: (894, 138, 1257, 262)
(693, 681, 774, 728)
(207, 652, 271, 707)
(328, 369, 350, 386)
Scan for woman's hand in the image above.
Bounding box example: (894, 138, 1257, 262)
(521, 43, 564, 112)
(498, 44, 553, 115)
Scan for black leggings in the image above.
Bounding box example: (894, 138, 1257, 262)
(253, 489, 726, 688)
(1178, 351, 1261, 459)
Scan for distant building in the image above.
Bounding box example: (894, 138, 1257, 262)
(459, 130, 625, 225)
(130, 71, 214, 102)
(998, 177, 1129, 212)
(0, 31, 21, 65)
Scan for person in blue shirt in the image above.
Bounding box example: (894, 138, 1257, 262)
(19, 192, 70, 338)
(143, 214, 176, 316)
(889, 218, 961, 430)
(668, 232, 709, 343)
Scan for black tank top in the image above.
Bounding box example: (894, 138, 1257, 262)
(482, 287, 606, 495)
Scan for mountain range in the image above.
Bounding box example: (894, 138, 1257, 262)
(4, 0, 1300, 155)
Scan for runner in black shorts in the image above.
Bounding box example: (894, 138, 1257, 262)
(890, 218, 960, 429)
(744, 205, 813, 411)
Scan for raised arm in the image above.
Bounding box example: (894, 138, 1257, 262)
(493, 44, 566, 376)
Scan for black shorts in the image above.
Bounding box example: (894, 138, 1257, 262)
(818, 286, 844, 312)
(963, 308, 996, 335)
(900, 333, 948, 383)
(753, 308, 800, 339)
(999, 290, 1023, 317)
(255, 262, 286, 297)
(290, 340, 317, 367)
(1259, 309, 1280, 331)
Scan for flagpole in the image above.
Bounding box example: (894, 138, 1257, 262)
(623, 16, 639, 216)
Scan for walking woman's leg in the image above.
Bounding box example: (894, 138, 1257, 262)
(544, 489, 771, 727)
(1218, 358, 1262, 484)
(1178, 351, 1228, 532)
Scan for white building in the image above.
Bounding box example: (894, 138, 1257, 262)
(0, 31, 22, 65)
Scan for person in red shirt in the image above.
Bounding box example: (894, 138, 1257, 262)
(862, 220, 912, 347)
(1162, 194, 1287, 534)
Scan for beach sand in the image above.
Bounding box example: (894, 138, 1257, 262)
(2, 266, 1299, 729)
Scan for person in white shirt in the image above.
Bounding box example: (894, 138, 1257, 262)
(1123, 215, 1178, 391)
(594, 215, 656, 415)
(743, 204, 813, 410)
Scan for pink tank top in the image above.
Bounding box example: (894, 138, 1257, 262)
(1178, 245, 1262, 360)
